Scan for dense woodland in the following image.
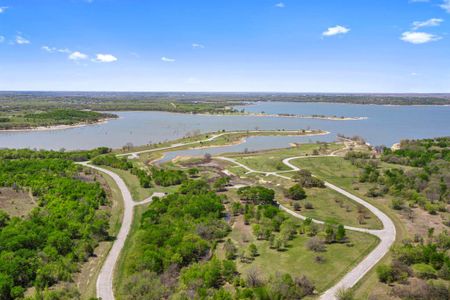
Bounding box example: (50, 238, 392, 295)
(0, 154, 109, 299)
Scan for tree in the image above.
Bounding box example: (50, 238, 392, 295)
(286, 184, 306, 200)
(223, 239, 237, 260)
(213, 176, 230, 192)
(237, 186, 275, 205)
(121, 271, 165, 300)
(306, 237, 325, 252)
(337, 288, 354, 300)
(376, 265, 394, 283)
(336, 224, 346, 242)
(204, 153, 212, 163)
(0, 211, 9, 228)
(325, 224, 336, 244)
(248, 243, 258, 257)
(187, 168, 199, 177)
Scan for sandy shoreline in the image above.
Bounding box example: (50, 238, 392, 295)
(0, 118, 114, 133)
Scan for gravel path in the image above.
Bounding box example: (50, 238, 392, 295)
(217, 155, 396, 300)
(79, 162, 164, 300)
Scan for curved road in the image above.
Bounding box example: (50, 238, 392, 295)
(79, 162, 164, 300)
(217, 156, 396, 300)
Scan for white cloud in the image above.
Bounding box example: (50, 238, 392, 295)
(441, 0, 450, 13)
(69, 51, 88, 61)
(161, 56, 175, 62)
(411, 72, 418, 76)
(401, 31, 441, 44)
(412, 18, 443, 29)
(0, 36, 4, 43)
(15, 35, 30, 45)
(275, 2, 285, 8)
(0, 6, 8, 13)
(94, 53, 118, 63)
(322, 25, 350, 36)
(192, 43, 205, 49)
(42, 46, 71, 53)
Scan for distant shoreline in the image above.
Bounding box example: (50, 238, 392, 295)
(0, 118, 113, 133)
(196, 111, 367, 121)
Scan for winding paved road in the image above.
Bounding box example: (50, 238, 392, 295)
(79, 162, 164, 300)
(217, 156, 396, 300)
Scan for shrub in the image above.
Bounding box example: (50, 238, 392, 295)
(306, 237, 325, 252)
(286, 184, 307, 200)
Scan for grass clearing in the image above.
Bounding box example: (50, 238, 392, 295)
(0, 187, 36, 217)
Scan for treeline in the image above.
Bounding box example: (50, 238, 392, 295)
(0, 109, 117, 130)
(0, 147, 110, 162)
(1, 92, 450, 108)
(0, 158, 109, 299)
(92, 155, 191, 188)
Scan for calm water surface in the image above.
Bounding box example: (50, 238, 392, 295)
(0, 102, 448, 150)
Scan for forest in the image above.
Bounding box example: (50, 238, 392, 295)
(0, 156, 109, 299)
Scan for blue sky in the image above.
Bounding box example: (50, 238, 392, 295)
(0, 0, 449, 92)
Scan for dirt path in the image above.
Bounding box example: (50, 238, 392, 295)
(79, 162, 164, 300)
(217, 156, 396, 300)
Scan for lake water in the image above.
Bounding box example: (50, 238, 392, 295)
(0, 102, 448, 150)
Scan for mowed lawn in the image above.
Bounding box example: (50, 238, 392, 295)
(224, 216, 379, 292)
